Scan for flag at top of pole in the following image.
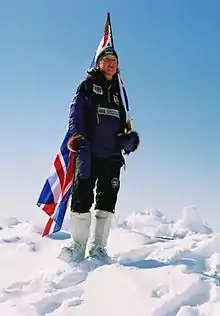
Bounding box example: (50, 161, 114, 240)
(90, 13, 111, 68)
(36, 13, 131, 237)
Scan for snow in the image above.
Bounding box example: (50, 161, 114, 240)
(1, 206, 220, 315)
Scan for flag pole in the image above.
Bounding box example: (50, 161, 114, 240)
(106, 12, 132, 131)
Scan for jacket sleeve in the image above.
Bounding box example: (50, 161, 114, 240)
(68, 81, 88, 137)
(119, 103, 128, 133)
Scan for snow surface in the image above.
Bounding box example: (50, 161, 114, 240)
(1, 205, 220, 315)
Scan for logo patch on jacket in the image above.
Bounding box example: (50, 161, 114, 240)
(98, 107, 120, 118)
(113, 94, 120, 105)
(93, 84, 103, 95)
(111, 177, 119, 188)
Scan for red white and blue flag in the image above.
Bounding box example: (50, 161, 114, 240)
(37, 14, 130, 237)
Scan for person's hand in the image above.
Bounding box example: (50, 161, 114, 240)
(117, 130, 140, 155)
(67, 134, 85, 152)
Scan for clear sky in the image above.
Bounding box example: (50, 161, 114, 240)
(0, 0, 220, 231)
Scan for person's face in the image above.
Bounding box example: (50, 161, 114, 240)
(98, 54, 118, 78)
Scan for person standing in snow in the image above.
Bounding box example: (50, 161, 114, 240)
(64, 46, 139, 262)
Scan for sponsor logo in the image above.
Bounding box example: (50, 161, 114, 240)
(111, 177, 119, 188)
(98, 107, 120, 118)
(93, 84, 103, 95)
(113, 94, 120, 105)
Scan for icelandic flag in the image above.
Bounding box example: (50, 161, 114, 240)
(37, 18, 112, 237)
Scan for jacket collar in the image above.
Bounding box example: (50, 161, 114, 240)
(87, 68, 118, 89)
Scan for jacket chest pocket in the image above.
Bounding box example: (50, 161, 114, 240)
(91, 89, 107, 105)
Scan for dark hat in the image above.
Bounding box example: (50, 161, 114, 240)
(96, 46, 118, 64)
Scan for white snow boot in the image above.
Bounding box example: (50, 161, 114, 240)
(88, 210, 113, 263)
(59, 212, 91, 263)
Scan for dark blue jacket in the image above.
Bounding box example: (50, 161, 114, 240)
(68, 69, 127, 166)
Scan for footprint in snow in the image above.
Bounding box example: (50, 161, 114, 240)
(0, 236, 21, 244)
(33, 288, 83, 315)
(0, 280, 30, 302)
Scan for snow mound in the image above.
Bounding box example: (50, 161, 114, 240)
(121, 207, 173, 237)
(121, 205, 212, 239)
(0, 216, 21, 227)
(173, 205, 213, 237)
(77, 264, 208, 316)
(1, 207, 220, 316)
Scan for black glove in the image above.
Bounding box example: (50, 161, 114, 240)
(117, 130, 140, 155)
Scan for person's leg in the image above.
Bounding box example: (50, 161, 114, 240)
(66, 153, 97, 261)
(88, 159, 121, 260)
(95, 159, 121, 213)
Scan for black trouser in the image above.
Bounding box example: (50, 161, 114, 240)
(71, 157, 122, 214)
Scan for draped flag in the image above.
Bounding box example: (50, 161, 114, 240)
(36, 13, 130, 237)
(37, 131, 75, 236)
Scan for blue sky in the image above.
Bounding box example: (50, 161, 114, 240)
(0, 0, 220, 231)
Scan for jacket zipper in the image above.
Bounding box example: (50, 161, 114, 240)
(96, 104, 100, 124)
(96, 85, 111, 124)
(108, 85, 111, 103)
